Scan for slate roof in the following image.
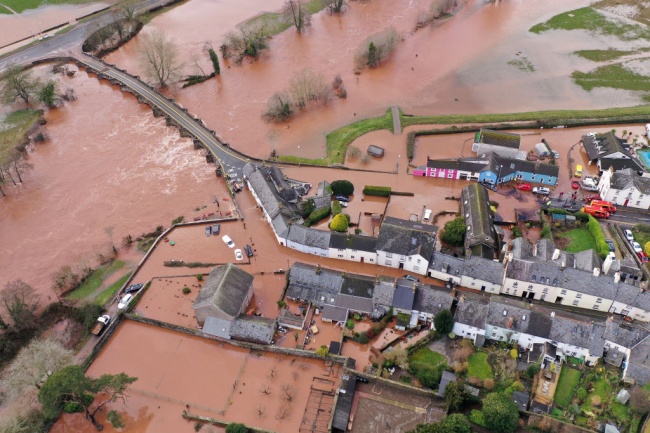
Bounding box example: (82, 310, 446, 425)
(512, 390, 530, 411)
(511, 238, 535, 260)
(490, 153, 560, 178)
(582, 131, 632, 161)
(429, 252, 465, 278)
(615, 283, 650, 311)
(549, 314, 606, 356)
(336, 294, 373, 313)
(202, 316, 233, 339)
(627, 335, 650, 385)
(602, 157, 644, 172)
(486, 298, 532, 333)
(573, 249, 603, 272)
(340, 275, 375, 298)
(332, 373, 357, 431)
(329, 232, 378, 253)
(269, 166, 300, 203)
(426, 158, 460, 170)
(393, 282, 416, 310)
(526, 310, 553, 340)
(455, 294, 489, 328)
(475, 143, 526, 160)
(286, 262, 344, 304)
(376, 217, 436, 260)
(611, 170, 650, 194)
(477, 129, 521, 149)
(372, 280, 395, 307)
(229, 315, 276, 345)
(286, 223, 331, 249)
(323, 304, 349, 323)
(412, 285, 454, 316)
(193, 264, 254, 319)
(605, 320, 650, 349)
(461, 183, 498, 257)
(463, 256, 505, 285)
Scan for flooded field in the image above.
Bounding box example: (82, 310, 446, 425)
(54, 320, 342, 433)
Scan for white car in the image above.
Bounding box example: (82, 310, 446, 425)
(234, 249, 243, 261)
(632, 241, 643, 253)
(117, 293, 133, 310)
(338, 200, 348, 208)
(532, 187, 550, 195)
(222, 235, 235, 248)
(625, 229, 635, 242)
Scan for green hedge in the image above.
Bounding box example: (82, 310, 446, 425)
(304, 206, 331, 226)
(363, 185, 392, 197)
(331, 200, 342, 216)
(586, 215, 610, 258)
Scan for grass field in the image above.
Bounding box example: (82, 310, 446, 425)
(530, 7, 650, 41)
(66, 260, 125, 300)
(0, 110, 40, 165)
(632, 224, 650, 252)
(0, 0, 98, 13)
(140, 0, 187, 25)
(573, 64, 650, 93)
(561, 227, 597, 253)
(408, 347, 446, 369)
(555, 367, 581, 408)
(95, 272, 131, 306)
(241, 0, 327, 37)
(467, 352, 493, 380)
(574, 49, 635, 62)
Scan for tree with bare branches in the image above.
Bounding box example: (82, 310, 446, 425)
(281, 383, 295, 402)
(276, 404, 291, 420)
(139, 30, 183, 87)
(255, 404, 265, 417)
(289, 69, 331, 109)
(0, 66, 41, 105)
(260, 384, 272, 395)
(1, 280, 39, 331)
(283, 0, 312, 33)
(324, 0, 346, 14)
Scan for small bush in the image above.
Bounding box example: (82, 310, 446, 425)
(182, 287, 191, 295)
(330, 213, 349, 232)
(365, 328, 376, 338)
(469, 409, 487, 428)
(574, 211, 589, 223)
(510, 349, 518, 359)
(331, 180, 355, 195)
(331, 200, 342, 216)
(541, 226, 551, 239)
(354, 313, 361, 321)
(526, 363, 540, 378)
(400, 376, 412, 384)
(354, 27, 400, 71)
(64, 402, 84, 413)
(483, 378, 495, 391)
(196, 274, 203, 281)
(263, 92, 294, 123)
(171, 215, 185, 225)
(346, 319, 355, 330)
(586, 215, 610, 257)
(363, 185, 392, 197)
(277, 300, 287, 308)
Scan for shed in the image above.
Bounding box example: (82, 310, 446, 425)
(512, 390, 530, 411)
(329, 340, 341, 355)
(438, 371, 457, 396)
(367, 144, 385, 158)
(534, 142, 550, 157)
(616, 389, 630, 405)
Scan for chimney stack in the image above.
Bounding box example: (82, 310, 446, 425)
(593, 267, 601, 277)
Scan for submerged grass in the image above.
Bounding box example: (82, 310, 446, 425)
(241, 0, 327, 36)
(573, 64, 650, 92)
(95, 272, 132, 306)
(140, 0, 188, 25)
(574, 49, 635, 62)
(0, 110, 40, 165)
(530, 7, 650, 41)
(1, 0, 98, 13)
(66, 260, 125, 300)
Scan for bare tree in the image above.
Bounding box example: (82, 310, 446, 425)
(139, 30, 183, 88)
(260, 384, 272, 395)
(281, 384, 295, 402)
(276, 404, 291, 420)
(288, 69, 331, 109)
(221, 27, 269, 64)
(0, 338, 74, 402)
(268, 367, 277, 380)
(0, 66, 41, 105)
(1, 280, 40, 331)
(51, 265, 80, 297)
(283, 1, 312, 33)
(255, 404, 265, 417)
(354, 27, 400, 71)
(262, 92, 294, 123)
(630, 386, 650, 415)
(10, 153, 33, 184)
(324, 0, 346, 14)
(383, 347, 409, 369)
(347, 145, 361, 160)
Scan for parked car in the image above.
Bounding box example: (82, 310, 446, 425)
(222, 235, 235, 248)
(205, 225, 212, 237)
(638, 251, 649, 263)
(231, 181, 242, 192)
(532, 187, 550, 195)
(335, 195, 350, 202)
(402, 274, 419, 282)
(212, 224, 220, 235)
(632, 241, 643, 253)
(234, 249, 243, 261)
(338, 200, 348, 208)
(117, 293, 133, 310)
(605, 239, 615, 252)
(517, 183, 531, 191)
(552, 150, 560, 159)
(574, 164, 583, 178)
(571, 180, 580, 189)
(124, 283, 143, 294)
(244, 244, 254, 257)
(356, 375, 369, 383)
(624, 229, 635, 242)
(585, 194, 601, 202)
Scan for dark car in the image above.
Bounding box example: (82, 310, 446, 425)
(402, 274, 419, 282)
(605, 239, 615, 252)
(335, 195, 350, 202)
(212, 224, 220, 235)
(231, 181, 242, 192)
(244, 244, 254, 257)
(124, 283, 143, 294)
(356, 375, 369, 383)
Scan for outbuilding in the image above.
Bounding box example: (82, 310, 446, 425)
(367, 145, 385, 158)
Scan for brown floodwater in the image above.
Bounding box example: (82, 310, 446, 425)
(0, 68, 224, 298)
(104, 0, 601, 161)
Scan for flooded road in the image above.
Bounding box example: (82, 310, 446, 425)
(0, 69, 224, 297)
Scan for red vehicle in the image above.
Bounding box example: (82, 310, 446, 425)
(585, 194, 601, 202)
(590, 200, 617, 213)
(571, 180, 580, 189)
(638, 251, 649, 263)
(517, 183, 531, 191)
(582, 205, 610, 219)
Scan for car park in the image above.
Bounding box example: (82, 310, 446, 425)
(638, 251, 649, 263)
(244, 244, 254, 257)
(605, 240, 615, 252)
(124, 283, 143, 294)
(624, 230, 635, 242)
(402, 274, 419, 282)
(234, 249, 243, 261)
(117, 293, 133, 310)
(517, 183, 531, 191)
(222, 235, 235, 248)
(632, 241, 643, 253)
(532, 187, 550, 195)
(335, 195, 350, 202)
(212, 224, 220, 235)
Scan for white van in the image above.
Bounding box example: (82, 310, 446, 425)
(423, 209, 432, 222)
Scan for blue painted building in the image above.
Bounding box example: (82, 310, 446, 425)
(478, 153, 559, 186)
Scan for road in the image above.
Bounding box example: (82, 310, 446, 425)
(544, 196, 650, 225)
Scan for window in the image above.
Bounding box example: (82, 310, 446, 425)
(513, 282, 518, 288)
(448, 172, 454, 178)
(573, 300, 579, 306)
(338, 254, 344, 258)
(414, 266, 420, 272)
(369, 259, 374, 263)
(636, 201, 641, 206)
(561, 289, 567, 295)
(541, 294, 546, 301)
(528, 285, 533, 290)
(417, 259, 421, 264)
(576, 293, 582, 298)
(408, 257, 412, 261)
(542, 288, 548, 294)
(385, 260, 392, 266)
(351, 255, 355, 259)
(592, 305, 600, 310)
(596, 298, 602, 303)
(386, 253, 393, 258)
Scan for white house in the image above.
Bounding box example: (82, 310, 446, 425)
(376, 217, 436, 276)
(328, 232, 378, 264)
(460, 256, 504, 294)
(285, 224, 330, 258)
(452, 294, 490, 346)
(598, 167, 650, 210)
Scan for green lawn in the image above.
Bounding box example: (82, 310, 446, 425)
(1, 0, 99, 13)
(633, 224, 650, 253)
(0, 110, 40, 165)
(555, 367, 582, 408)
(467, 352, 493, 380)
(574, 49, 635, 62)
(573, 64, 650, 93)
(240, 0, 327, 36)
(581, 375, 611, 413)
(66, 260, 125, 300)
(408, 347, 446, 368)
(95, 272, 132, 306)
(561, 227, 597, 253)
(530, 7, 650, 41)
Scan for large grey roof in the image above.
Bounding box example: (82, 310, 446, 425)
(340, 275, 375, 298)
(269, 166, 300, 203)
(582, 131, 633, 161)
(332, 373, 356, 431)
(392, 282, 416, 310)
(512, 391, 530, 411)
(628, 335, 650, 385)
(438, 371, 457, 396)
(573, 249, 603, 272)
(611, 171, 650, 195)
(322, 304, 349, 322)
(461, 183, 498, 257)
(376, 217, 436, 259)
(286, 224, 331, 249)
(615, 283, 650, 311)
(549, 314, 606, 356)
(428, 252, 465, 278)
(193, 264, 254, 318)
(486, 298, 532, 333)
(229, 315, 276, 344)
(202, 316, 233, 339)
(463, 256, 505, 285)
(286, 262, 343, 304)
(490, 153, 560, 178)
(329, 232, 378, 253)
(372, 280, 395, 307)
(604, 320, 650, 349)
(335, 294, 373, 313)
(477, 129, 521, 149)
(413, 285, 454, 316)
(455, 294, 489, 328)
